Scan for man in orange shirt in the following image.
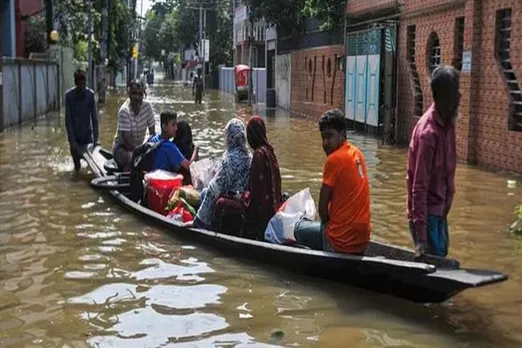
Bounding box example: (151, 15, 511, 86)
(294, 109, 371, 254)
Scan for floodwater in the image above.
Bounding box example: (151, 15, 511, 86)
(1, 77, 521, 348)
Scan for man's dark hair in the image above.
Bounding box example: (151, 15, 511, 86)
(160, 111, 177, 126)
(74, 69, 86, 83)
(431, 65, 459, 100)
(319, 109, 346, 133)
(128, 78, 145, 89)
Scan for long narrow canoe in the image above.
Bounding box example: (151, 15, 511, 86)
(82, 145, 508, 303)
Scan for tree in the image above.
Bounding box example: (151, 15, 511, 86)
(249, 0, 346, 36)
(107, 0, 134, 73)
(24, 16, 47, 56)
(142, 11, 164, 60)
(302, 0, 346, 30)
(249, 0, 306, 37)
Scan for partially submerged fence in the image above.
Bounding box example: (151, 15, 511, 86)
(1, 57, 60, 131)
(218, 67, 267, 104)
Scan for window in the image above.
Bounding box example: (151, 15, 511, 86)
(495, 8, 522, 131)
(407, 25, 424, 116)
(427, 32, 441, 73)
(453, 17, 465, 70)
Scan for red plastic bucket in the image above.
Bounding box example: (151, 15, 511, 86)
(145, 171, 184, 215)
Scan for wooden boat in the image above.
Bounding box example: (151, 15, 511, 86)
(82, 145, 508, 304)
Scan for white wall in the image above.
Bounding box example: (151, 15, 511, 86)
(275, 54, 291, 110)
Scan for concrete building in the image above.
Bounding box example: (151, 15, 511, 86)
(16, 0, 44, 57)
(233, 1, 266, 67)
(345, 0, 522, 173)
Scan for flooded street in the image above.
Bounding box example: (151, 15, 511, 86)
(1, 78, 521, 347)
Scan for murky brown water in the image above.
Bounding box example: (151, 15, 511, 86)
(1, 77, 521, 347)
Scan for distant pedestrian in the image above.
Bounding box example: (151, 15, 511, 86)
(407, 65, 460, 259)
(65, 69, 99, 171)
(192, 68, 204, 104)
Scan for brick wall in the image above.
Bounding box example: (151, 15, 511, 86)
(346, 0, 399, 16)
(291, 45, 345, 120)
(473, 0, 522, 172)
(393, 0, 522, 173)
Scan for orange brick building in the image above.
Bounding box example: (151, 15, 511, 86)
(277, 19, 346, 120)
(345, 0, 522, 173)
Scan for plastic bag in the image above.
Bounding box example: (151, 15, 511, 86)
(190, 158, 222, 190)
(264, 188, 317, 244)
(167, 201, 194, 223)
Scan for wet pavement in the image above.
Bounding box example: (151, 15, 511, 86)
(0, 78, 521, 347)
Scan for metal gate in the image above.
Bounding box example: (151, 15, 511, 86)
(345, 24, 397, 140)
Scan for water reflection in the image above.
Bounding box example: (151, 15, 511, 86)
(0, 78, 521, 347)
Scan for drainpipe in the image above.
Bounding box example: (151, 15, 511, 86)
(0, 57, 3, 132)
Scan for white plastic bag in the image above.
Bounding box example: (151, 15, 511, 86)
(265, 188, 317, 244)
(190, 158, 221, 190)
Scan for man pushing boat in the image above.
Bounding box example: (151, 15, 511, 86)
(407, 65, 460, 259)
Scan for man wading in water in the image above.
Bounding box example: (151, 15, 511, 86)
(407, 65, 460, 259)
(192, 68, 204, 104)
(65, 69, 99, 171)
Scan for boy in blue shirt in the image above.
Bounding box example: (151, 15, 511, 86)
(150, 112, 194, 172)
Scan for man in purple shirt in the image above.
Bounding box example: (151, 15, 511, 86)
(407, 66, 460, 258)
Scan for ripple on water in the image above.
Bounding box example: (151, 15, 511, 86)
(69, 283, 227, 309)
(131, 258, 214, 282)
(85, 308, 228, 347)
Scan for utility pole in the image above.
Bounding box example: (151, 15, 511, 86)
(87, 0, 93, 90)
(203, 8, 206, 92)
(45, 0, 53, 45)
(99, 0, 108, 103)
(135, 0, 144, 79)
(199, 5, 203, 77)
(247, 6, 254, 106)
(0, 57, 3, 131)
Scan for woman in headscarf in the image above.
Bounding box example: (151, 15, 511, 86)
(243, 116, 282, 240)
(173, 120, 198, 185)
(193, 118, 251, 231)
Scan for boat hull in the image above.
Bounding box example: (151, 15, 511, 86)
(82, 145, 508, 303)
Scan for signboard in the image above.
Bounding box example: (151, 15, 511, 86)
(200, 39, 210, 62)
(184, 49, 194, 61)
(132, 44, 138, 58)
(462, 50, 472, 73)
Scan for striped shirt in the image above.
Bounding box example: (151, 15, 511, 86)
(113, 99, 155, 149)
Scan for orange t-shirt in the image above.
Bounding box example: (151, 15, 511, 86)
(322, 141, 371, 254)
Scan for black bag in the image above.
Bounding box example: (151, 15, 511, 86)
(129, 138, 166, 202)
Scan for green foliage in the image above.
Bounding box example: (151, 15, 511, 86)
(302, 0, 346, 30)
(24, 16, 47, 56)
(142, 11, 164, 60)
(249, 0, 346, 36)
(249, 0, 306, 37)
(108, 0, 134, 72)
(73, 40, 88, 61)
(143, 0, 233, 68)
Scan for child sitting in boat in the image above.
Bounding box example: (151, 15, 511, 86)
(149, 111, 196, 172)
(293, 109, 371, 255)
(172, 120, 199, 186)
